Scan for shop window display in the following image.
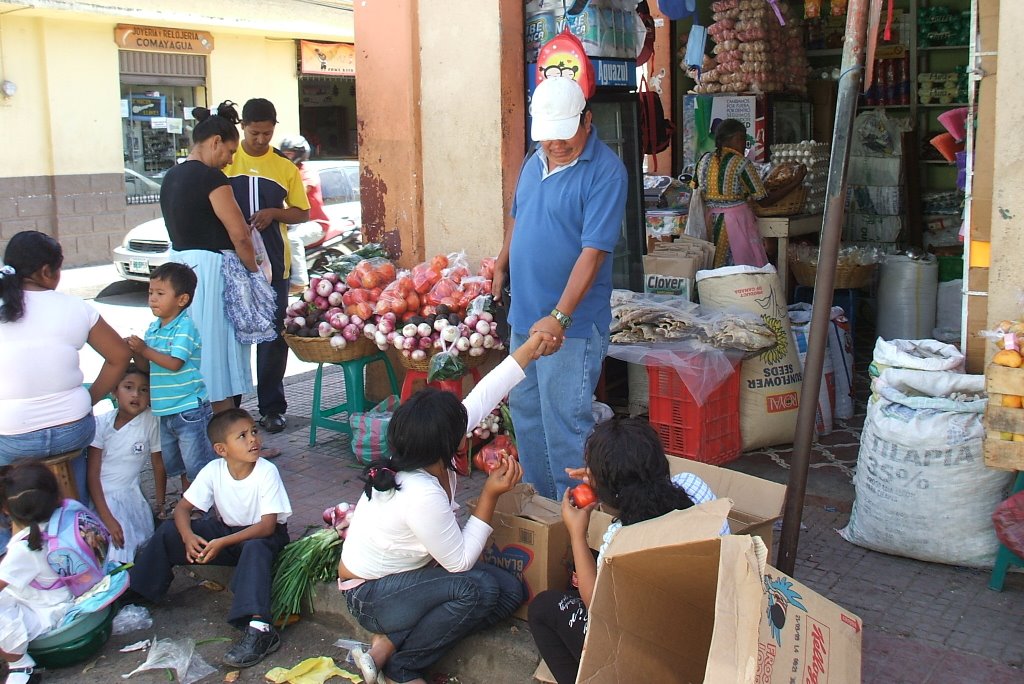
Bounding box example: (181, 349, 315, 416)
(120, 84, 204, 204)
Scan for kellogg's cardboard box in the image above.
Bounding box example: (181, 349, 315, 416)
(469, 484, 570, 620)
(576, 500, 862, 683)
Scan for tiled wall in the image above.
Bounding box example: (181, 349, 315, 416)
(0, 174, 161, 266)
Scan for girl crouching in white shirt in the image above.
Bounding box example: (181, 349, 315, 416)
(337, 332, 546, 684)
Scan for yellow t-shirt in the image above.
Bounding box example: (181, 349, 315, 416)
(223, 147, 310, 281)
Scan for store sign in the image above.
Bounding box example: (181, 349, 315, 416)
(591, 58, 636, 89)
(300, 41, 355, 76)
(115, 24, 214, 54)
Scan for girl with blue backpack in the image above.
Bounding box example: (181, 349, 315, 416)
(0, 463, 76, 684)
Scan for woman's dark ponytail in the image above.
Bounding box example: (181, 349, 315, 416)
(361, 459, 400, 500)
(1, 231, 63, 323)
(713, 118, 747, 159)
(192, 100, 241, 146)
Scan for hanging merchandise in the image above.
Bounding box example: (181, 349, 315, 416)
(832, 0, 849, 15)
(636, 1, 657, 66)
(696, 0, 808, 95)
(639, 75, 675, 172)
(684, 23, 709, 76)
(536, 26, 596, 99)
(658, 0, 698, 21)
(804, 0, 822, 19)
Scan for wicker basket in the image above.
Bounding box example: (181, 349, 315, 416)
(753, 185, 807, 217)
(398, 347, 490, 373)
(790, 260, 877, 290)
(283, 333, 375, 364)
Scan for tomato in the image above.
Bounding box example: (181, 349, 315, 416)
(346, 271, 362, 289)
(354, 302, 374, 320)
(430, 254, 449, 271)
(378, 262, 397, 282)
(361, 272, 381, 289)
(570, 483, 597, 509)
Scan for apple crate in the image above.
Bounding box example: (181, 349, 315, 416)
(646, 363, 741, 465)
(983, 363, 1024, 471)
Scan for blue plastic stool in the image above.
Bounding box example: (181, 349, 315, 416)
(988, 471, 1024, 592)
(309, 351, 400, 446)
(792, 286, 859, 340)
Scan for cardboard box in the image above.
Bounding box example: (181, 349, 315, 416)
(577, 500, 863, 683)
(587, 455, 787, 552)
(643, 254, 700, 300)
(469, 484, 570, 620)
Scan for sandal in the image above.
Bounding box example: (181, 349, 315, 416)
(350, 647, 379, 684)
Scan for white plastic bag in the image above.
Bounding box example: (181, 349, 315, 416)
(684, 187, 710, 242)
(112, 605, 153, 635)
(122, 636, 216, 684)
(251, 227, 273, 283)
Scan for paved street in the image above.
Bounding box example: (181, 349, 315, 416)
(36, 266, 1024, 682)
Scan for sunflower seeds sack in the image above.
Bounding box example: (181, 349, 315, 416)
(696, 265, 803, 450)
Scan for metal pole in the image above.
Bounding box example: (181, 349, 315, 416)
(776, 0, 871, 576)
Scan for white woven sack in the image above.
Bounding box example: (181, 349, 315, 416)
(840, 368, 1012, 567)
(696, 264, 802, 450)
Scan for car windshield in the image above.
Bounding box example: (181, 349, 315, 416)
(320, 166, 360, 205)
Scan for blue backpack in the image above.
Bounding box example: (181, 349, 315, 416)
(30, 499, 111, 597)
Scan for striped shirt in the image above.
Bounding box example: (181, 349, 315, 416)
(696, 147, 767, 209)
(145, 310, 208, 416)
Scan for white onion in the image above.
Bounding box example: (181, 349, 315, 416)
(469, 332, 484, 348)
(456, 336, 471, 352)
(330, 335, 347, 349)
(411, 349, 427, 361)
(475, 320, 490, 335)
(468, 346, 485, 357)
(434, 318, 449, 331)
(482, 334, 495, 349)
(441, 326, 459, 343)
(479, 311, 493, 323)
(374, 331, 388, 347)
(417, 322, 432, 338)
(402, 324, 418, 338)
(364, 323, 377, 337)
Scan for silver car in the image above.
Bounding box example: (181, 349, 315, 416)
(113, 160, 361, 282)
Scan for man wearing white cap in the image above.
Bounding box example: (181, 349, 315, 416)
(493, 77, 627, 500)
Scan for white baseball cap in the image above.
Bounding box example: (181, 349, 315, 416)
(530, 77, 587, 142)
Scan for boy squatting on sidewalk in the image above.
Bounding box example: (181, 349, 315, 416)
(127, 408, 291, 668)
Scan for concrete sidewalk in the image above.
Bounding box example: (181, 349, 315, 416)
(59, 264, 1024, 682)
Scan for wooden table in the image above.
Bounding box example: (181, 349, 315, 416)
(757, 213, 823, 286)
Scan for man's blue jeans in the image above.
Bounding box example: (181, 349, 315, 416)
(159, 400, 215, 480)
(345, 562, 522, 682)
(510, 325, 608, 500)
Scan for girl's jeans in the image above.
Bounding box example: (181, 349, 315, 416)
(345, 562, 523, 682)
(510, 325, 608, 500)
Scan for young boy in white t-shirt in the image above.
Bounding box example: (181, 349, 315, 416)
(127, 408, 292, 669)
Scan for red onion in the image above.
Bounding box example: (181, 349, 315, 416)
(350, 315, 364, 328)
(386, 331, 397, 343)
(418, 336, 433, 350)
(334, 281, 348, 294)
(403, 337, 417, 351)
(322, 272, 339, 284)
(310, 276, 322, 292)
(411, 349, 427, 361)
(330, 336, 347, 349)
(316, 280, 334, 298)
(293, 316, 307, 329)
(303, 289, 316, 303)
(465, 315, 479, 328)
(381, 312, 397, 326)
(318, 321, 333, 338)
(474, 320, 490, 335)
(314, 296, 329, 311)
(328, 292, 344, 307)
(342, 324, 360, 342)
(480, 311, 494, 323)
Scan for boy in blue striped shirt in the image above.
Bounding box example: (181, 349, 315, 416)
(127, 263, 215, 486)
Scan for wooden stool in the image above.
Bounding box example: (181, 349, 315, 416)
(40, 451, 80, 500)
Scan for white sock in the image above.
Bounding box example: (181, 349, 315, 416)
(249, 619, 271, 632)
(6, 653, 35, 684)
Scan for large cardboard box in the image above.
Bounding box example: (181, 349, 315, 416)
(577, 500, 863, 683)
(469, 484, 570, 620)
(587, 455, 787, 552)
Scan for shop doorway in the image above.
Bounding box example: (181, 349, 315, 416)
(298, 77, 357, 159)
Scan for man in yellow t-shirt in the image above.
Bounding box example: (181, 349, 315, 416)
(223, 98, 310, 437)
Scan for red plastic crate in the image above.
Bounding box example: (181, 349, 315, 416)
(646, 363, 741, 465)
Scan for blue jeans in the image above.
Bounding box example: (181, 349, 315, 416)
(510, 325, 608, 500)
(159, 401, 216, 480)
(0, 412, 95, 550)
(345, 562, 523, 682)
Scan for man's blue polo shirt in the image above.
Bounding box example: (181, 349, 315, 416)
(508, 127, 627, 338)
